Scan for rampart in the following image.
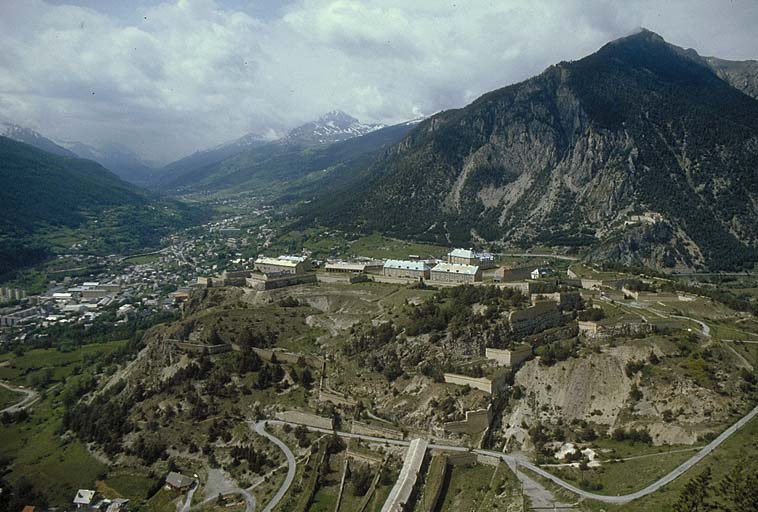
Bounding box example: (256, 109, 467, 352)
(351, 420, 404, 440)
(485, 345, 532, 367)
(443, 405, 492, 434)
(275, 410, 333, 430)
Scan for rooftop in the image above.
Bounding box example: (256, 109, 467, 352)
(255, 256, 300, 267)
(449, 248, 494, 260)
(384, 259, 430, 271)
(166, 471, 195, 489)
(432, 262, 480, 275)
(73, 489, 95, 505)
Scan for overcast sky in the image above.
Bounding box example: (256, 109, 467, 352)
(1, 0, 757, 163)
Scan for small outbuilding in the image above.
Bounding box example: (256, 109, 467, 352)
(73, 490, 96, 509)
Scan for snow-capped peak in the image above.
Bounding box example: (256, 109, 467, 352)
(286, 110, 385, 145)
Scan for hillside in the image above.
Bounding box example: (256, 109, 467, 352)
(0, 137, 198, 274)
(1, 121, 77, 158)
(302, 30, 758, 271)
(151, 132, 271, 191)
(58, 140, 157, 186)
(153, 120, 415, 196)
(703, 56, 758, 100)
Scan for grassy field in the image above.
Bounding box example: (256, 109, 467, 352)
(123, 253, 161, 265)
(145, 487, 183, 512)
(477, 461, 523, 511)
(436, 463, 495, 511)
(100, 469, 157, 502)
(0, 396, 107, 507)
(0, 340, 128, 387)
(546, 449, 698, 496)
(0, 341, 131, 507)
(413, 454, 447, 512)
(349, 234, 448, 260)
(528, 413, 758, 512)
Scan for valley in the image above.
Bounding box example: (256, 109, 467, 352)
(1, 20, 757, 512)
(1, 195, 756, 511)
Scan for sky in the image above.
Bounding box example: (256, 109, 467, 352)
(1, 0, 757, 164)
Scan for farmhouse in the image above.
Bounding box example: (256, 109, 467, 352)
(430, 262, 481, 283)
(447, 248, 496, 268)
(383, 259, 431, 280)
(254, 255, 310, 275)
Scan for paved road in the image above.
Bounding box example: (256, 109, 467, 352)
(256, 403, 758, 505)
(0, 382, 39, 414)
(253, 421, 297, 512)
(499, 404, 758, 504)
(670, 315, 711, 337)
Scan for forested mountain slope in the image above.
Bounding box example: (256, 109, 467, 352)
(154, 121, 415, 197)
(0, 137, 198, 274)
(303, 30, 758, 271)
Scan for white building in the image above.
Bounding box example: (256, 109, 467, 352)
(73, 490, 96, 509)
(430, 262, 482, 283)
(254, 255, 309, 275)
(447, 248, 496, 268)
(383, 260, 431, 280)
(531, 267, 554, 279)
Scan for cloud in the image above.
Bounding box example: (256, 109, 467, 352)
(0, 0, 756, 162)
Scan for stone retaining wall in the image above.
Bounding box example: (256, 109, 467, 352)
(275, 410, 333, 430)
(443, 405, 492, 434)
(485, 345, 532, 367)
(351, 420, 404, 440)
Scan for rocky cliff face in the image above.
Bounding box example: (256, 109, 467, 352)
(307, 30, 758, 271)
(703, 56, 758, 100)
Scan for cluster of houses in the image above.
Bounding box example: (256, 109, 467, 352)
(1, 262, 194, 344)
(66, 472, 195, 512)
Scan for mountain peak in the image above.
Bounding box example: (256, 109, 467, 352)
(1, 121, 77, 158)
(319, 110, 357, 122)
(286, 111, 385, 145)
(609, 27, 668, 48)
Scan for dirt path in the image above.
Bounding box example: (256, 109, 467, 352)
(0, 381, 39, 414)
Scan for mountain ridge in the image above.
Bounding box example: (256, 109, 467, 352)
(0, 136, 198, 274)
(301, 30, 758, 271)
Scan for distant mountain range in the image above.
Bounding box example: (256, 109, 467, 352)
(301, 30, 758, 272)
(1, 121, 78, 158)
(150, 110, 395, 193)
(0, 121, 156, 185)
(55, 139, 157, 186)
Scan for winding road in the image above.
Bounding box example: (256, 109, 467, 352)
(254, 403, 758, 507)
(0, 381, 39, 414)
(252, 421, 297, 512)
